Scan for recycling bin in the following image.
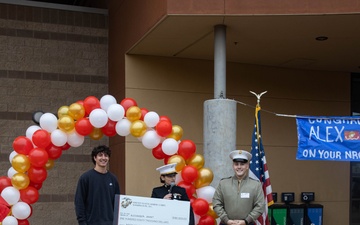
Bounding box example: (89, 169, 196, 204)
(269, 204, 287, 225)
(301, 204, 323, 225)
(287, 204, 305, 225)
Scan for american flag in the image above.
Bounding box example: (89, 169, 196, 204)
(249, 105, 274, 225)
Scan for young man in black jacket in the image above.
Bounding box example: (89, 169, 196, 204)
(75, 145, 120, 225)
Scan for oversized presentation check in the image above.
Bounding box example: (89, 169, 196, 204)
(113, 194, 190, 225)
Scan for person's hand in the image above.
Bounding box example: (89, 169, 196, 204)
(227, 220, 246, 225)
(163, 193, 172, 200)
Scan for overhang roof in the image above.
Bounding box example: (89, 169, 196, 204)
(128, 13, 360, 73)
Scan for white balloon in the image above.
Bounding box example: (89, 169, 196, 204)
(39, 113, 58, 132)
(144, 111, 160, 127)
(25, 125, 41, 139)
(9, 151, 17, 163)
(2, 216, 18, 225)
(162, 138, 179, 155)
(107, 104, 125, 121)
(67, 131, 84, 148)
(196, 186, 216, 203)
(142, 130, 161, 149)
(12, 202, 31, 220)
(1, 186, 20, 205)
(89, 108, 108, 128)
(115, 118, 131, 136)
(100, 94, 117, 111)
(7, 167, 17, 178)
(51, 129, 68, 147)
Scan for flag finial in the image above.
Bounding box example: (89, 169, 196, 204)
(250, 91, 267, 105)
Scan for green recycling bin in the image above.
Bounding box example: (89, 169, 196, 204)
(269, 204, 287, 225)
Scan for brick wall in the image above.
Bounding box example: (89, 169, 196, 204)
(0, 3, 109, 224)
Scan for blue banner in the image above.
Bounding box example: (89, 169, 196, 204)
(296, 116, 360, 161)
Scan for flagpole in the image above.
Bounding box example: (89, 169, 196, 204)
(249, 91, 273, 225)
(250, 91, 267, 143)
(250, 91, 267, 105)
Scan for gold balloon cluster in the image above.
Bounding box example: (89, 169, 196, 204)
(168, 154, 214, 189)
(57, 103, 85, 132)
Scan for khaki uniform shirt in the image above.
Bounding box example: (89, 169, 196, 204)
(212, 174, 265, 224)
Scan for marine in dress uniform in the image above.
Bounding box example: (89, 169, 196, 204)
(212, 150, 265, 225)
(151, 163, 195, 225)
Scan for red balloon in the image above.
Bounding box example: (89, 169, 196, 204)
(192, 198, 209, 216)
(156, 120, 173, 137)
(0, 176, 12, 192)
(17, 219, 30, 225)
(152, 144, 166, 159)
(45, 144, 63, 160)
(28, 166, 47, 183)
(181, 165, 199, 183)
(163, 154, 171, 164)
(189, 196, 196, 205)
(28, 148, 49, 168)
(75, 118, 94, 136)
(120, 98, 137, 112)
(198, 215, 215, 225)
(83, 96, 100, 115)
(61, 142, 71, 151)
(178, 140, 196, 160)
(20, 186, 39, 204)
(159, 115, 172, 123)
(177, 181, 196, 198)
(101, 119, 117, 137)
(140, 108, 149, 120)
(32, 129, 51, 149)
(13, 136, 33, 155)
(29, 181, 43, 190)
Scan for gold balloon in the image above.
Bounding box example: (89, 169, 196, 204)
(186, 154, 204, 170)
(12, 154, 30, 173)
(58, 105, 69, 118)
(11, 172, 30, 190)
(194, 167, 214, 188)
(207, 204, 219, 219)
(126, 106, 142, 122)
(130, 120, 147, 137)
(167, 125, 183, 141)
(168, 155, 186, 172)
(45, 159, 55, 170)
(58, 115, 75, 132)
(68, 103, 85, 120)
(89, 128, 104, 140)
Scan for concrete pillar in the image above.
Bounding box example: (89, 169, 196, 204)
(204, 99, 237, 187)
(203, 24, 237, 187)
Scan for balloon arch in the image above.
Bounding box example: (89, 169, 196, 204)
(0, 95, 218, 225)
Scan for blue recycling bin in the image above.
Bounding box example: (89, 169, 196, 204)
(301, 204, 323, 225)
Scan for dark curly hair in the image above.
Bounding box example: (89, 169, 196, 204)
(91, 145, 111, 164)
